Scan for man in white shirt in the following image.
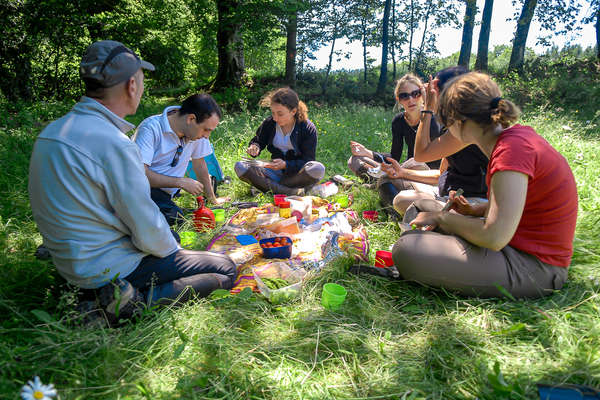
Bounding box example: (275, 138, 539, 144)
(133, 94, 229, 226)
(28, 40, 237, 322)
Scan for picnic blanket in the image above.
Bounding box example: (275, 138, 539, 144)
(206, 196, 369, 293)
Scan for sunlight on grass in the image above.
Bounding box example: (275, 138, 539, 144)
(1, 98, 599, 399)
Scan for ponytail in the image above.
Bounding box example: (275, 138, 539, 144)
(438, 72, 520, 129)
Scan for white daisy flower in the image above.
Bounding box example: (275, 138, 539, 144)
(20, 376, 57, 400)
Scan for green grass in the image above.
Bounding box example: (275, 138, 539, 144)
(1, 96, 599, 399)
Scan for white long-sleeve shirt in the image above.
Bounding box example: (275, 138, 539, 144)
(28, 96, 179, 289)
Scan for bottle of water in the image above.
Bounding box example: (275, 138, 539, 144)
(308, 181, 339, 197)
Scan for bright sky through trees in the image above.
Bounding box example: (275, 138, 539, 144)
(309, 0, 596, 70)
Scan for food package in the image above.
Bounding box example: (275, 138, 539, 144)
(285, 196, 312, 219)
(253, 262, 306, 304)
(264, 217, 301, 234)
(255, 213, 283, 226)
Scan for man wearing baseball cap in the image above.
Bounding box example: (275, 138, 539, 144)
(28, 40, 237, 323)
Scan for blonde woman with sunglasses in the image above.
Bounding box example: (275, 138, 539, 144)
(348, 73, 444, 209)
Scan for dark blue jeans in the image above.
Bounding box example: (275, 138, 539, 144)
(150, 188, 185, 226)
(126, 250, 237, 305)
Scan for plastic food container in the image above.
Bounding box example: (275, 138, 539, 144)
(259, 236, 293, 259)
(253, 262, 306, 304)
(278, 201, 291, 218)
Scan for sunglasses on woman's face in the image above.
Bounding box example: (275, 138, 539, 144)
(397, 89, 422, 100)
(170, 145, 183, 167)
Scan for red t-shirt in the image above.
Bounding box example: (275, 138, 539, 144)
(487, 125, 578, 267)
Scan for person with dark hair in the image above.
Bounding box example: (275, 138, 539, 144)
(234, 87, 325, 195)
(381, 66, 489, 215)
(28, 41, 237, 323)
(389, 72, 577, 299)
(133, 93, 230, 226)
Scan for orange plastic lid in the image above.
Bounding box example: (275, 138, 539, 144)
(279, 201, 290, 208)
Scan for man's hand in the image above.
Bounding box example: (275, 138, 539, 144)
(178, 177, 204, 196)
(247, 144, 260, 157)
(350, 141, 370, 158)
(209, 196, 231, 205)
(380, 157, 405, 179)
(265, 158, 286, 170)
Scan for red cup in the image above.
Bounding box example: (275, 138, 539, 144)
(375, 250, 394, 268)
(362, 210, 379, 222)
(274, 194, 287, 206)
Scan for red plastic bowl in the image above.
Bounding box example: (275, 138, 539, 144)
(362, 210, 379, 222)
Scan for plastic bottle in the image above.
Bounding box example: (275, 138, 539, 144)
(193, 196, 215, 232)
(308, 181, 338, 197)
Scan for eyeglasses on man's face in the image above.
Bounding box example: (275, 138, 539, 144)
(397, 89, 422, 100)
(170, 145, 183, 167)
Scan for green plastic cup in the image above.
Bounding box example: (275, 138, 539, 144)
(334, 194, 349, 208)
(321, 283, 347, 311)
(213, 208, 225, 222)
(180, 231, 197, 248)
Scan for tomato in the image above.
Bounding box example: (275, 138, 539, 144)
(261, 244, 266, 248)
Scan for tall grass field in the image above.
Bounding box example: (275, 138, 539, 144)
(0, 94, 599, 399)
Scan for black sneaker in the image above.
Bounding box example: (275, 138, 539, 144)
(34, 244, 52, 260)
(98, 278, 145, 321)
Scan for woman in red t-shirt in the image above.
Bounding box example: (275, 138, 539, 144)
(388, 72, 578, 298)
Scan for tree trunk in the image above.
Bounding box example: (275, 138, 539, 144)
(362, 16, 368, 84)
(416, 1, 433, 73)
(391, 0, 396, 80)
(214, 0, 245, 89)
(285, 11, 297, 87)
(508, 0, 537, 72)
(458, 0, 477, 67)
(376, 0, 392, 96)
(474, 0, 494, 71)
(596, 3, 599, 60)
(408, 0, 414, 70)
(322, 33, 337, 95)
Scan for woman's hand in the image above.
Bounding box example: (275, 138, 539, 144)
(409, 211, 440, 231)
(350, 141, 371, 158)
(247, 144, 260, 157)
(448, 190, 475, 216)
(424, 75, 439, 113)
(265, 158, 286, 170)
(380, 157, 405, 179)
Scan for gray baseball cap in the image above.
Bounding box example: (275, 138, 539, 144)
(79, 40, 155, 88)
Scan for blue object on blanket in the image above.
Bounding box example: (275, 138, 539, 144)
(538, 383, 600, 399)
(236, 235, 258, 246)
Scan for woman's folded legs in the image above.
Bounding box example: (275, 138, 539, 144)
(392, 230, 567, 299)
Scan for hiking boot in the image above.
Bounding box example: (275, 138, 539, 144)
(75, 300, 108, 328)
(98, 278, 145, 321)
